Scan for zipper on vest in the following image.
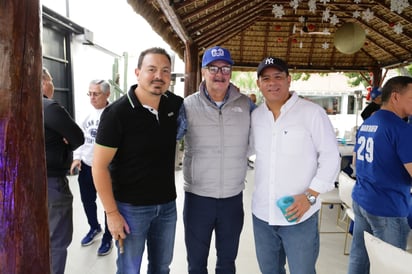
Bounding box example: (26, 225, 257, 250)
(219, 109, 224, 198)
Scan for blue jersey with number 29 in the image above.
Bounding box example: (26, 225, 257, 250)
(353, 109, 412, 217)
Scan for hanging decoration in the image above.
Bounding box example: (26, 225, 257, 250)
(362, 8, 374, 22)
(322, 42, 330, 50)
(272, 4, 285, 18)
(308, 24, 315, 31)
(334, 22, 366, 54)
(394, 23, 403, 34)
(292, 24, 297, 34)
(274, 0, 406, 52)
(322, 8, 331, 22)
(330, 14, 339, 25)
(390, 0, 410, 14)
(308, 0, 317, 13)
(289, 0, 301, 13)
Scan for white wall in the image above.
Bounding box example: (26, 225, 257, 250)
(70, 36, 118, 122)
(41, 0, 185, 122)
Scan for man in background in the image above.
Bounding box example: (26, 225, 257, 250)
(348, 76, 412, 274)
(70, 79, 112, 256)
(361, 86, 382, 120)
(249, 93, 257, 105)
(42, 67, 84, 274)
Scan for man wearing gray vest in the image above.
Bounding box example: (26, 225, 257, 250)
(178, 46, 252, 274)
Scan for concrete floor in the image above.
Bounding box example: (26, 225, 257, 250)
(66, 169, 351, 274)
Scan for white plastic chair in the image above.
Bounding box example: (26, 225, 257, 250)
(318, 187, 342, 232)
(364, 231, 412, 274)
(338, 171, 356, 255)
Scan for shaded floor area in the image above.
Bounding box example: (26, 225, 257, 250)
(66, 169, 350, 274)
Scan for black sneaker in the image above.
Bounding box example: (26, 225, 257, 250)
(81, 227, 102, 246)
(97, 240, 113, 256)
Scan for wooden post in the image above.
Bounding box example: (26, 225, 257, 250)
(184, 42, 200, 97)
(0, 1, 50, 273)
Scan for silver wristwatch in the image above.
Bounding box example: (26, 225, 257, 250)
(305, 192, 317, 205)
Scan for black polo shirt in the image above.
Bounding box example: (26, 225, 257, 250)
(96, 85, 183, 205)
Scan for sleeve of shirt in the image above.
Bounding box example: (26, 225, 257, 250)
(95, 107, 122, 148)
(248, 98, 257, 112)
(73, 118, 87, 160)
(309, 108, 341, 193)
(176, 104, 187, 141)
(397, 124, 412, 165)
(247, 111, 256, 157)
(44, 101, 84, 151)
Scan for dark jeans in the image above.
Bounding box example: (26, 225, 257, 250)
(183, 192, 244, 274)
(48, 176, 73, 274)
(78, 162, 111, 241)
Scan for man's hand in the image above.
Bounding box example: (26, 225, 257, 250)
(70, 159, 81, 175)
(107, 210, 130, 241)
(285, 194, 311, 222)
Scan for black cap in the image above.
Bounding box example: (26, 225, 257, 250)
(257, 57, 289, 77)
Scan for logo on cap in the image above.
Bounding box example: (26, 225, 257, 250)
(264, 57, 276, 65)
(202, 46, 234, 67)
(211, 48, 225, 58)
(257, 56, 289, 77)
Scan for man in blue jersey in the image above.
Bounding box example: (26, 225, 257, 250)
(348, 76, 412, 274)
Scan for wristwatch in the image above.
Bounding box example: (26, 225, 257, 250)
(305, 192, 317, 206)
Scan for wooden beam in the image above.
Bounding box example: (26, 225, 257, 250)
(0, 1, 50, 273)
(155, 0, 192, 44)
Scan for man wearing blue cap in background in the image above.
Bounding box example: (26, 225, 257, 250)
(177, 46, 252, 273)
(361, 86, 382, 120)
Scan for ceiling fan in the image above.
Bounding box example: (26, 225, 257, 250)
(293, 17, 331, 36)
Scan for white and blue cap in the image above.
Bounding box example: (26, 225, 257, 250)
(201, 46, 234, 67)
(371, 87, 382, 99)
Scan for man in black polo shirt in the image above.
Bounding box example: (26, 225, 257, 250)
(92, 47, 183, 273)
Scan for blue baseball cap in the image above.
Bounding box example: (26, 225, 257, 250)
(201, 46, 234, 67)
(371, 87, 382, 99)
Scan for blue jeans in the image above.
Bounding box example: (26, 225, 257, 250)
(78, 162, 111, 241)
(48, 176, 73, 274)
(348, 201, 410, 274)
(183, 192, 244, 274)
(116, 200, 177, 274)
(252, 213, 319, 274)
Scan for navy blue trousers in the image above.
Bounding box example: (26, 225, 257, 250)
(78, 162, 111, 241)
(183, 191, 244, 274)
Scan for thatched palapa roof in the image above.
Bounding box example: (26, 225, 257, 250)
(127, 0, 411, 94)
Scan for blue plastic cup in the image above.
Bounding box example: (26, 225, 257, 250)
(276, 196, 297, 222)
